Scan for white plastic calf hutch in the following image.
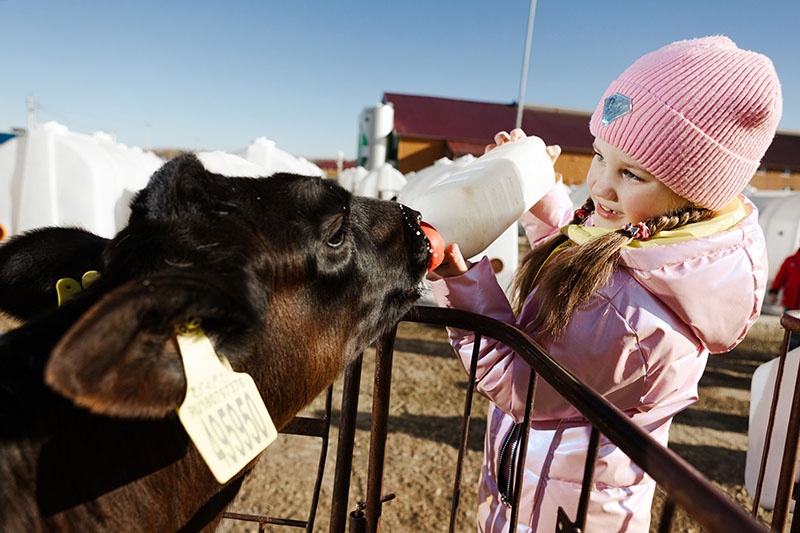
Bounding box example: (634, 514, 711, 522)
(0, 121, 163, 240)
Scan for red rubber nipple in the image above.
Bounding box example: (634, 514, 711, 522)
(420, 221, 445, 271)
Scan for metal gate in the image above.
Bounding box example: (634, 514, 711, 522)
(227, 305, 797, 531)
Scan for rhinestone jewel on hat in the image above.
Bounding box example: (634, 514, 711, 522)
(601, 93, 633, 126)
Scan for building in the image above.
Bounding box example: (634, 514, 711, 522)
(383, 92, 800, 190)
(312, 158, 357, 179)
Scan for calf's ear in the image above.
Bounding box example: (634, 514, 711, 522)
(0, 227, 108, 320)
(130, 153, 239, 221)
(45, 274, 255, 419)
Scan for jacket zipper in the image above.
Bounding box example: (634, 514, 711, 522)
(498, 422, 523, 506)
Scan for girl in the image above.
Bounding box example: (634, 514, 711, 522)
(428, 36, 782, 532)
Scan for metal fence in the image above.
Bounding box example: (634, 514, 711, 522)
(227, 305, 799, 532)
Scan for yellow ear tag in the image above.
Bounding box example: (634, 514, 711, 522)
(81, 270, 101, 288)
(56, 278, 82, 307)
(175, 321, 277, 484)
(56, 271, 101, 307)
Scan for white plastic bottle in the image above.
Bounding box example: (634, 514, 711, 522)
(398, 135, 557, 260)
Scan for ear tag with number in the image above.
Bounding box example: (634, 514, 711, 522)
(175, 323, 277, 484)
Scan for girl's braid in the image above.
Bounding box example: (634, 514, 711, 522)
(640, 206, 714, 237)
(572, 198, 595, 225)
(525, 201, 713, 339)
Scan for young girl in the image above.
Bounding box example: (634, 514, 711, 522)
(428, 36, 782, 532)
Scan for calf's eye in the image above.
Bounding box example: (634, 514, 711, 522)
(323, 212, 348, 249)
(327, 227, 346, 248)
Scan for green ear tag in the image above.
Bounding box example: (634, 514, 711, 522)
(175, 322, 277, 484)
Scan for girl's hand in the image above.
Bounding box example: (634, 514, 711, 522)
(484, 128, 528, 153)
(546, 144, 561, 164)
(485, 130, 563, 184)
(545, 144, 563, 183)
(484, 129, 562, 165)
(426, 244, 470, 280)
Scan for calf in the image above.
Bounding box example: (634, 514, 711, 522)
(0, 154, 431, 531)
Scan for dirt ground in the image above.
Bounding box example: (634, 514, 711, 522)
(217, 304, 790, 533)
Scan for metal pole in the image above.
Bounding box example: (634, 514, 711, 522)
(365, 328, 397, 532)
(330, 355, 364, 532)
(515, 0, 537, 129)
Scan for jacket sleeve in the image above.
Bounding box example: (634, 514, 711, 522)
(519, 182, 575, 248)
(429, 258, 536, 423)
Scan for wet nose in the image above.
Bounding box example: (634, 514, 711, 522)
(398, 202, 422, 223)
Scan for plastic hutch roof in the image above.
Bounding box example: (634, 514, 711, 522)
(0, 121, 163, 239)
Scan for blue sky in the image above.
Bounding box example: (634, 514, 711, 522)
(2, 0, 798, 160)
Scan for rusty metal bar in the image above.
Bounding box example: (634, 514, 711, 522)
(448, 332, 481, 533)
(508, 368, 537, 531)
(223, 511, 307, 528)
(364, 325, 398, 532)
(770, 311, 800, 531)
(305, 385, 332, 532)
(575, 426, 601, 530)
(657, 496, 676, 533)
(752, 326, 792, 517)
(330, 354, 364, 533)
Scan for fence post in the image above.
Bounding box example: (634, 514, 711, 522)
(364, 326, 398, 532)
(330, 354, 364, 532)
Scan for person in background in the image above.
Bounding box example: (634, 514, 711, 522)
(427, 36, 781, 532)
(769, 247, 800, 350)
(769, 248, 800, 310)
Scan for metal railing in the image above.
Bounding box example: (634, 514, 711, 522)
(222, 386, 334, 532)
(222, 305, 789, 531)
(749, 309, 800, 532)
(329, 305, 769, 532)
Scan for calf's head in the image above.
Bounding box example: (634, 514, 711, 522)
(2, 153, 431, 429)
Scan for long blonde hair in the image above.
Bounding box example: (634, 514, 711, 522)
(511, 198, 713, 340)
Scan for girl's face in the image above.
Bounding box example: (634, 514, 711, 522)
(586, 138, 690, 229)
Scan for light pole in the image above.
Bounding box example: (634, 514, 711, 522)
(515, 0, 537, 129)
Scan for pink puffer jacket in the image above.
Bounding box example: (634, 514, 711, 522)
(429, 185, 767, 532)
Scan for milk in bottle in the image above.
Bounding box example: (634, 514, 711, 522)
(399, 135, 557, 260)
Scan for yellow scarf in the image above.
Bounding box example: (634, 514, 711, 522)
(531, 197, 747, 283)
(561, 196, 747, 248)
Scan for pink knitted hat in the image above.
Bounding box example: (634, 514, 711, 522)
(589, 36, 782, 211)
